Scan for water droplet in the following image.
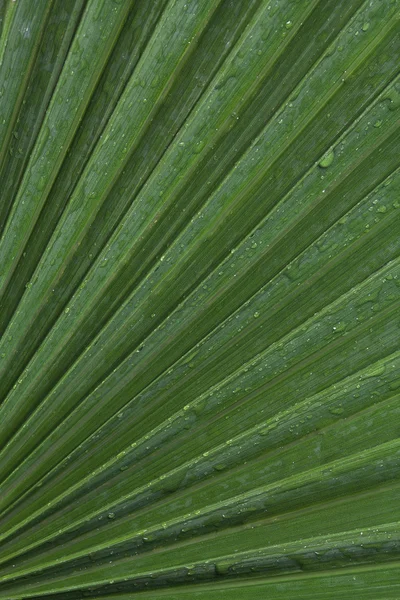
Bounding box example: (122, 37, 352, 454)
(37, 175, 46, 191)
(193, 140, 206, 154)
(108, 512, 116, 519)
(319, 149, 335, 168)
(253, 311, 260, 318)
(361, 23, 370, 32)
(383, 89, 400, 111)
(363, 365, 386, 378)
(329, 406, 344, 416)
(285, 20, 293, 29)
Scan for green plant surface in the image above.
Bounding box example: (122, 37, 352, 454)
(92, 565, 400, 599)
(0, 0, 399, 598)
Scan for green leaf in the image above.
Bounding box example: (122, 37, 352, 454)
(0, 0, 399, 598)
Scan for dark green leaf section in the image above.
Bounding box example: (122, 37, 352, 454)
(0, 0, 399, 598)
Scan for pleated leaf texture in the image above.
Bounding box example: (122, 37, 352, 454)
(0, 0, 399, 598)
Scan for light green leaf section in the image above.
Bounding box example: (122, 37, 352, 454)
(0, 0, 399, 598)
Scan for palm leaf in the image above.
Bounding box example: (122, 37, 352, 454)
(0, 0, 399, 597)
